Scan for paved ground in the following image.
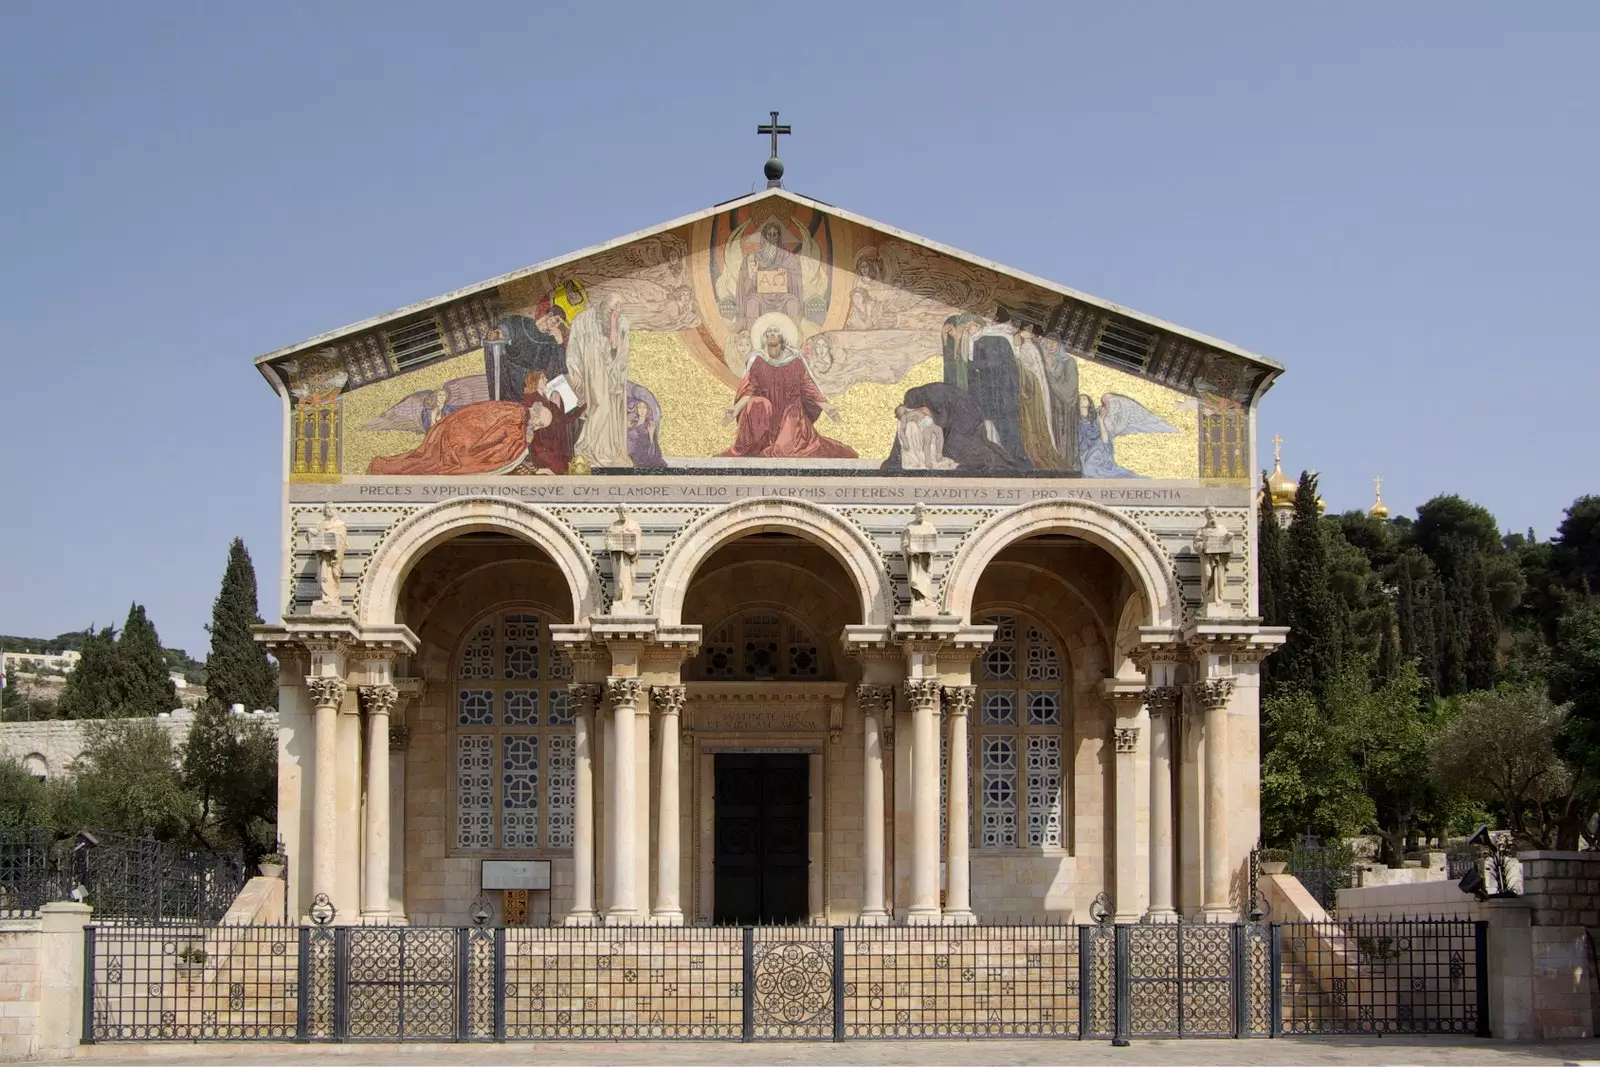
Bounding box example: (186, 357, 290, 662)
(33, 1038, 1600, 1066)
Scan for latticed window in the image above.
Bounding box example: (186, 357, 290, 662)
(453, 609, 575, 854)
(694, 611, 827, 680)
(974, 612, 1065, 850)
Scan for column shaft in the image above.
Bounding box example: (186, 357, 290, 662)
(943, 686, 974, 923)
(1199, 680, 1235, 918)
(567, 685, 600, 924)
(605, 677, 641, 921)
(652, 685, 685, 924)
(906, 679, 942, 923)
(360, 686, 396, 920)
(858, 685, 890, 923)
(1147, 688, 1178, 920)
(306, 677, 344, 913)
(1112, 722, 1141, 923)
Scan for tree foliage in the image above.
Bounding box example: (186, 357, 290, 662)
(205, 539, 277, 713)
(116, 603, 178, 717)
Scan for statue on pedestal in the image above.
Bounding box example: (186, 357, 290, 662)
(901, 502, 939, 615)
(1193, 507, 1234, 615)
(605, 504, 643, 613)
(305, 503, 348, 613)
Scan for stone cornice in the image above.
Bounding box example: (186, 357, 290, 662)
(253, 620, 418, 656)
(686, 681, 849, 703)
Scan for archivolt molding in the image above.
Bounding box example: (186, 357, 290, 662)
(357, 496, 603, 628)
(649, 496, 893, 627)
(941, 499, 1181, 631)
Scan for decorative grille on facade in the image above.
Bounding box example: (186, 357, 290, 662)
(453, 609, 574, 855)
(976, 613, 1066, 850)
(694, 611, 829, 680)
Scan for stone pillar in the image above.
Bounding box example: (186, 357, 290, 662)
(942, 685, 975, 924)
(651, 684, 686, 925)
(335, 684, 362, 915)
(857, 683, 893, 924)
(305, 674, 346, 913)
(1112, 720, 1142, 924)
(905, 678, 943, 924)
(387, 712, 410, 921)
(1145, 685, 1181, 922)
(604, 676, 642, 923)
(567, 683, 603, 925)
(359, 682, 397, 922)
(1196, 678, 1236, 919)
(37, 901, 91, 1057)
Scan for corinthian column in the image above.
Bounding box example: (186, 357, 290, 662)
(856, 683, 893, 924)
(650, 684, 686, 925)
(1195, 678, 1236, 919)
(305, 674, 346, 914)
(604, 676, 642, 923)
(1145, 685, 1182, 922)
(905, 678, 943, 924)
(567, 683, 603, 925)
(359, 683, 398, 922)
(942, 686, 975, 924)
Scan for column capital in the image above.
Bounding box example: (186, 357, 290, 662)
(1190, 678, 1235, 712)
(904, 678, 941, 713)
(567, 682, 604, 718)
(606, 676, 643, 710)
(1145, 685, 1184, 718)
(854, 682, 895, 717)
(358, 684, 399, 717)
(388, 723, 411, 751)
(305, 676, 346, 709)
(650, 684, 686, 718)
(941, 684, 976, 719)
(1113, 726, 1140, 754)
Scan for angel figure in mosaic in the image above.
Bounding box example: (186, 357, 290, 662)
(362, 376, 491, 434)
(1077, 393, 1178, 478)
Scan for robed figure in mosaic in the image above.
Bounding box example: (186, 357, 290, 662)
(722, 314, 856, 459)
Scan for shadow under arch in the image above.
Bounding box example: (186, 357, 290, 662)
(650, 496, 893, 627)
(942, 499, 1180, 631)
(359, 496, 601, 628)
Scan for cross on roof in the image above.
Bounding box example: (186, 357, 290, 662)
(757, 111, 790, 188)
(1272, 434, 1283, 465)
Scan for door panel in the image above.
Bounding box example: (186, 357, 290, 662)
(714, 754, 809, 924)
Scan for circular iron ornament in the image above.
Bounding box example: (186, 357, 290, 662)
(308, 893, 336, 926)
(1089, 891, 1115, 925)
(753, 942, 832, 1025)
(470, 892, 494, 926)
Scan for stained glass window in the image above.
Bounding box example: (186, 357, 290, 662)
(974, 613, 1067, 850)
(453, 609, 574, 854)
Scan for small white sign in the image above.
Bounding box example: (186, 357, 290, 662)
(482, 860, 550, 891)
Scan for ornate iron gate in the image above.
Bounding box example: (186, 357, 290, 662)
(85, 918, 1489, 1044)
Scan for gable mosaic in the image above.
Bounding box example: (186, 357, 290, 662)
(274, 193, 1268, 484)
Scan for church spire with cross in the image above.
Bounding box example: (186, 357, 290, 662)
(758, 110, 790, 188)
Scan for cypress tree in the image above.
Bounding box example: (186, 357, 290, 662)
(117, 603, 177, 717)
(1460, 544, 1500, 691)
(1257, 473, 1291, 696)
(205, 539, 278, 712)
(1279, 472, 1343, 700)
(56, 626, 123, 719)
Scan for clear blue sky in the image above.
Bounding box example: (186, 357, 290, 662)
(2, 2, 1596, 657)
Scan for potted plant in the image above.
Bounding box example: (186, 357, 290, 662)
(176, 944, 208, 969)
(1259, 848, 1290, 876)
(257, 852, 286, 879)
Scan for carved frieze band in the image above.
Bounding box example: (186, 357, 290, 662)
(1113, 727, 1140, 754)
(304, 676, 346, 709)
(605, 677, 642, 711)
(1191, 679, 1235, 712)
(942, 685, 976, 719)
(359, 684, 398, 718)
(651, 684, 686, 718)
(904, 678, 941, 713)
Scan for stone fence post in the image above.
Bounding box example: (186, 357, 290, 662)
(38, 902, 91, 1056)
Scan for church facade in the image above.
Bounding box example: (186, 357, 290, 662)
(253, 187, 1285, 929)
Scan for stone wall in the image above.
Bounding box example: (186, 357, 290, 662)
(1335, 879, 1492, 921)
(0, 903, 88, 1060)
(0, 708, 278, 780)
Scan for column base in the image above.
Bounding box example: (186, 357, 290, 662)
(648, 909, 685, 926)
(603, 909, 644, 925)
(1144, 907, 1179, 923)
(1114, 911, 1144, 925)
(857, 908, 890, 926)
(903, 906, 942, 926)
(563, 910, 600, 926)
(1201, 905, 1235, 922)
(942, 909, 976, 926)
(356, 910, 393, 925)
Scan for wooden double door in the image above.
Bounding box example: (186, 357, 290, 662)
(712, 753, 809, 925)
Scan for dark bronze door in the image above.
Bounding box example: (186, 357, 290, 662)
(713, 753, 809, 924)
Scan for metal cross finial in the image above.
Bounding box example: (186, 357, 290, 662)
(1374, 474, 1383, 496)
(1272, 434, 1283, 465)
(758, 110, 790, 158)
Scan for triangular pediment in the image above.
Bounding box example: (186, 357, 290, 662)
(261, 190, 1278, 482)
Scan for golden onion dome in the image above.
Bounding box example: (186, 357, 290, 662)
(1264, 435, 1298, 507)
(1369, 476, 1390, 520)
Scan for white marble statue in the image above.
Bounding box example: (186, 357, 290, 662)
(605, 504, 643, 613)
(901, 502, 939, 615)
(1193, 507, 1235, 614)
(306, 502, 348, 612)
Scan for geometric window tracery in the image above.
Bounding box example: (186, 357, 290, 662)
(453, 608, 573, 853)
(975, 612, 1067, 850)
(692, 610, 829, 680)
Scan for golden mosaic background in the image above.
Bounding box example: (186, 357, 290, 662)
(1075, 359, 1195, 480)
(340, 351, 486, 476)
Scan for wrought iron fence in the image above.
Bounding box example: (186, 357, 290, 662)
(0, 828, 244, 923)
(85, 918, 1489, 1044)
(1288, 836, 1360, 913)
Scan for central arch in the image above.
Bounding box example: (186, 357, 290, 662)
(650, 497, 892, 627)
(942, 499, 1181, 630)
